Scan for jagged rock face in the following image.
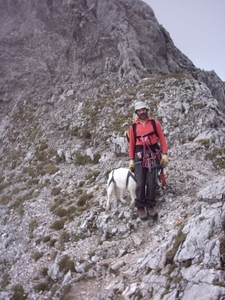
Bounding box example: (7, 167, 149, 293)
(1, 1, 225, 299)
(0, 0, 224, 114)
(1, 72, 225, 299)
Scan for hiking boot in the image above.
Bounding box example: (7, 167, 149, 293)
(147, 206, 158, 220)
(137, 207, 148, 221)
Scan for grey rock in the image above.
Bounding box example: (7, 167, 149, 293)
(0, 0, 225, 299)
(75, 261, 88, 273)
(197, 177, 225, 201)
(62, 270, 72, 284)
(48, 262, 60, 281)
(182, 282, 225, 300)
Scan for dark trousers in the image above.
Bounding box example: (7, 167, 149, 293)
(134, 150, 160, 208)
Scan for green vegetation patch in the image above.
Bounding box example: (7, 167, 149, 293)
(206, 147, 225, 169)
(50, 196, 77, 220)
(50, 218, 66, 230)
(219, 235, 225, 260)
(165, 226, 187, 265)
(11, 284, 28, 300)
(74, 152, 100, 165)
(77, 192, 93, 207)
(31, 251, 44, 261)
(0, 195, 11, 205)
(198, 139, 210, 149)
(213, 279, 225, 288)
(58, 255, 75, 274)
(85, 170, 100, 183)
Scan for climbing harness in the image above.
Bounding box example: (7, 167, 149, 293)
(140, 136, 167, 186)
(128, 118, 167, 186)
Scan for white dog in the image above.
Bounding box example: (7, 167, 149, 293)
(106, 167, 137, 210)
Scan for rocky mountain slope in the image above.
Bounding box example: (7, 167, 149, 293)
(0, 0, 224, 114)
(0, 0, 225, 300)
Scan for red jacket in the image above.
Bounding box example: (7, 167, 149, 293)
(129, 117, 168, 159)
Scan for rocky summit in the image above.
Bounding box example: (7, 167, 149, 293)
(0, 0, 225, 300)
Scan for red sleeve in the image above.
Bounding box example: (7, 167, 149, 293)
(128, 124, 135, 159)
(155, 120, 168, 153)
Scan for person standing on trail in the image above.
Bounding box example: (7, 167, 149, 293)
(128, 101, 168, 221)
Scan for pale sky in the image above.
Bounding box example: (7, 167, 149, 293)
(144, 0, 225, 81)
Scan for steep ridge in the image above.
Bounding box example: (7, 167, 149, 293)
(0, 0, 224, 114)
(0, 0, 225, 299)
(1, 74, 225, 299)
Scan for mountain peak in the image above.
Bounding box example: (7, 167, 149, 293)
(0, 0, 224, 113)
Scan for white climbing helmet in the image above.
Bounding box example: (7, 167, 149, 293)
(134, 101, 149, 112)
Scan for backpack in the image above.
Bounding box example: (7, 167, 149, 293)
(126, 119, 158, 143)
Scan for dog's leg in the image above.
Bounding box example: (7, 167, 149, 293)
(128, 186, 136, 207)
(130, 192, 136, 207)
(113, 187, 120, 202)
(106, 185, 113, 210)
(120, 187, 126, 204)
(106, 196, 110, 211)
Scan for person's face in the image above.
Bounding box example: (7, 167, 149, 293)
(136, 108, 148, 120)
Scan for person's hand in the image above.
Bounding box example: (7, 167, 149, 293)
(161, 154, 168, 168)
(129, 159, 134, 172)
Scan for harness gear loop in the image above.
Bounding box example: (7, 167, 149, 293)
(141, 136, 161, 171)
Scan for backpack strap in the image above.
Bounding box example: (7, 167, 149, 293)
(151, 119, 157, 136)
(127, 119, 158, 143)
(132, 123, 137, 141)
